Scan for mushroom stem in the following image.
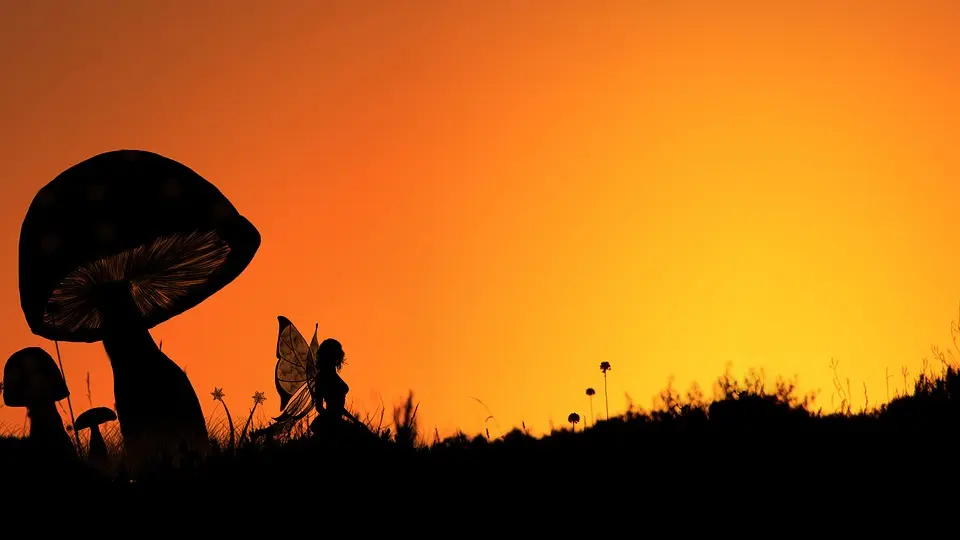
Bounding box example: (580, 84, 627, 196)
(98, 282, 209, 468)
(86, 426, 108, 465)
(26, 401, 77, 460)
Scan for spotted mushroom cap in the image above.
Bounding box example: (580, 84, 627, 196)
(18, 149, 261, 343)
(2, 347, 69, 407)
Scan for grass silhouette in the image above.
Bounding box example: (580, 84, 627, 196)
(2, 356, 958, 506)
(5, 304, 960, 509)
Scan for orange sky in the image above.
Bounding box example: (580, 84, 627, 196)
(2, 0, 959, 439)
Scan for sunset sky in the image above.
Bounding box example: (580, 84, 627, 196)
(2, 0, 960, 439)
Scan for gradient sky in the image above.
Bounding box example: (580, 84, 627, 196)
(2, 0, 959, 439)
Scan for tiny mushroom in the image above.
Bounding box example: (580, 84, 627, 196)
(18, 149, 261, 469)
(74, 407, 117, 467)
(2, 347, 78, 460)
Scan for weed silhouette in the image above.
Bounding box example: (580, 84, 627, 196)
(585, 387, 596, 426)
(2, 361, 959, 508)
(237, 391, 267, 444)
(600, 360, 611, 419)
(211, 387, 234, 451)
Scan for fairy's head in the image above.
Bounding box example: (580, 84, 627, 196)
(317, 338, 346, 372)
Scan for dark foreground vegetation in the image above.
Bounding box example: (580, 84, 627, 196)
(3, 363, 958, 509)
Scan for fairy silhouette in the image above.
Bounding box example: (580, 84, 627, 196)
(258, 316, 362, 440)
(309, 338, 349, 435)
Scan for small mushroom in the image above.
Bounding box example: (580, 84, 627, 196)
(18, 149, 261, 470)
(74, 407, 117, 468)
(2, 347, 78, 461)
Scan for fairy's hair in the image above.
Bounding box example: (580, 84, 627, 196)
(318, 338, 346, 372)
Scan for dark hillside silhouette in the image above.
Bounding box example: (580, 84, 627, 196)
(17, 149, 261, 473)
(2, 362, 958, 508)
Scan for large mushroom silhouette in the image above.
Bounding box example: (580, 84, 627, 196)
(2, 347, 78, 461)
(18, 149, 261, 470)
(74, 407, 117, 468)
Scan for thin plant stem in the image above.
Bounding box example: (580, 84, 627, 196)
(216, 397, 235, 451)
(238, 401, 261, 444)
(53, 338, 83, 457)
(604, 372, 609, 420)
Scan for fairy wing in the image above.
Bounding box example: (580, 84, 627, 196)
(272, 383, 315, 424)
(309, 323, 320, 359)
(274, 316, 317, 412)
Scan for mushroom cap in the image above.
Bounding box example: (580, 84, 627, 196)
(2, 347, 69, 407)
(19, 149, 261, 343)
(74, 407, 117, 430)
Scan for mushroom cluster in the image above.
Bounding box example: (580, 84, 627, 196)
(2, 347, 77, 461)
(18, 149, 261, 471)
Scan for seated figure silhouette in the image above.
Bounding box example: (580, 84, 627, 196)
(310, 338, 350, 437)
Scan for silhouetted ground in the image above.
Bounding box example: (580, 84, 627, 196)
(2, 365, 957, 510)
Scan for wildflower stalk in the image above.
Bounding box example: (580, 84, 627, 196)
(238, 391, 267, 444)
(212, 387, 234, 451)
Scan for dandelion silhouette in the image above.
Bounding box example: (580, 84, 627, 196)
(600, 361, 612, 420)
(74, 406, 116, 468)
(17, 149, 261, 472)
(2, 347, 78, 461)
(585, 387, 596, 426)
(568, 412, 580, 432)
